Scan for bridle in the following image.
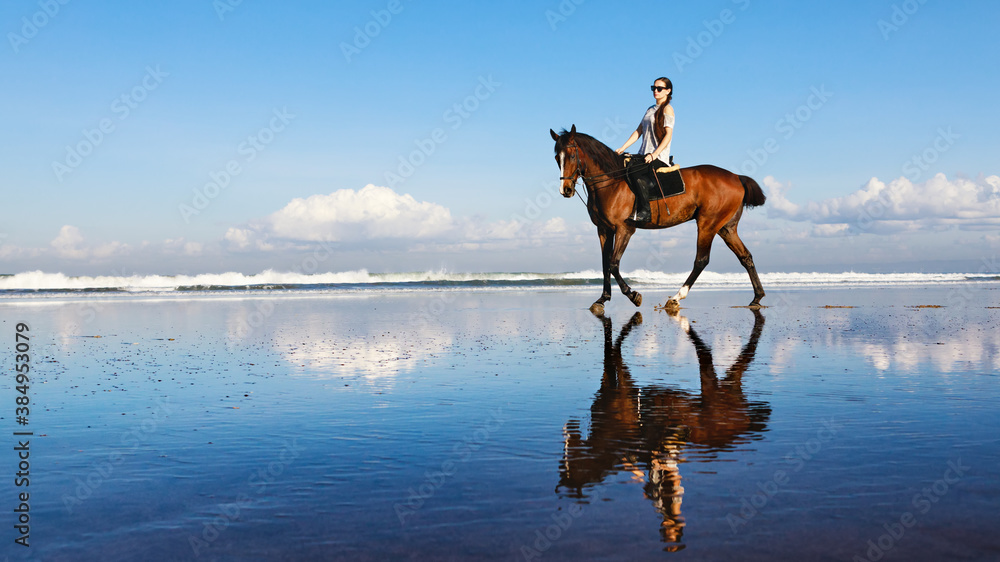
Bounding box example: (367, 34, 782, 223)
(559, 142, 584, 183)
(560, 142, 648, 198)
(558, 143, 588, 207)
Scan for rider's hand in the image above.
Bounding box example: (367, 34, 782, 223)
(644, 154, 654, 163)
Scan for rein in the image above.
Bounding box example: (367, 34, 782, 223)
(561, 143, 651, 194)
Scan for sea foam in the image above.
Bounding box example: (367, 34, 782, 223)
(0, 269, 995, 294)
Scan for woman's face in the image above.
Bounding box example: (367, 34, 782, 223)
(653, 80, 671, 104)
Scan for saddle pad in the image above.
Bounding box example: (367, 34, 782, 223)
(653, 167, 685, 200)
(624, 158, 686, 201)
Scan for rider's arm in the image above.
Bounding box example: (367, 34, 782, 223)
(616, 127, 641, 154)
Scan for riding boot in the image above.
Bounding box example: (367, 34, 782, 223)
(632, 187, 651, 223)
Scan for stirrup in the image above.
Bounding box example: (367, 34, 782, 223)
(632, 205, 651, 223)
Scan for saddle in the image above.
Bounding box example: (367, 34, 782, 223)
(622, 155, 686, 222)
(623, 155, 685, 201)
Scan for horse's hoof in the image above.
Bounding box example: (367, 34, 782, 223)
(629, 292, 642, 307)
(590, 302, 605, 315)
(660, 299, 680, 312)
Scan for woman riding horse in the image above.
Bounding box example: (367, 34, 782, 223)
(550, 125, 766, 312)
(616, 77, 676, 223)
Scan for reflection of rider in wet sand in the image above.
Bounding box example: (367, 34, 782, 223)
(558, 310, 769, 551)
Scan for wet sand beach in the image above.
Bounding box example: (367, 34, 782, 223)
(2, 284, 999, 560)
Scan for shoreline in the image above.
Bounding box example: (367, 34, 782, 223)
(0, 269, 997, 295)
(1, 286, 997, 315)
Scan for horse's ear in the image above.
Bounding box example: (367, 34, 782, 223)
(570, 124, 577, 137)
(550, 129, 559, 141)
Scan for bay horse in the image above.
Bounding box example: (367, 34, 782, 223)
(550, 125, 767, 313)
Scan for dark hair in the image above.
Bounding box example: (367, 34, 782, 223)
(653, 77, 673, 143)
(654, 77, 673, 105)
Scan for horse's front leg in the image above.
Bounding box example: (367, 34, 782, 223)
(610, 226, 641, 307)
(591, 229, 614, 315)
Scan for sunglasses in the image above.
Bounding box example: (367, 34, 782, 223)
(650, 86, 669, 93)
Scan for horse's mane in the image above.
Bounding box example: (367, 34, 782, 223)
(556, 129, 625, 173)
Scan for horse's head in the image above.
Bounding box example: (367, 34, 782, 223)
(550, 124, 582, 198)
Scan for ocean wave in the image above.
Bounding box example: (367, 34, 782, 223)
(0, 269, 996, 295)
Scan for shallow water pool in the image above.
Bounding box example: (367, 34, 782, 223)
(2, 286, 999, 560)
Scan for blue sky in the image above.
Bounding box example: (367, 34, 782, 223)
(2, 0, 998, 275)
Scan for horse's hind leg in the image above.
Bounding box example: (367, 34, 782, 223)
(610, 226, 642, 307)
(663, 211, 731, 308)
(718, 220, 766, 308)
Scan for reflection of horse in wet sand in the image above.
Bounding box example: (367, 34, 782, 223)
(558, 310, 769, 550)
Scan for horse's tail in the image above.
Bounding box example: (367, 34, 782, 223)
(739, 175, 766, 208)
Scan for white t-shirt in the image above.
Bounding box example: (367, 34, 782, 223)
(638, 104, 674, 159)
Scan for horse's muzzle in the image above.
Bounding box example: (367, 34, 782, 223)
(561, 184, 575, 198)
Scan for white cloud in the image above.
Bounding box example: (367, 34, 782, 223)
(90, 241, 128, 259)
(51, 225, 87, 259)
(164, 238, 204, 256)
(811, 223, 851, 237)
(223, 227, 253, 250)
(264, 184, 453, 242)
(49, 226, 130, 261)
(224, 185, 588, 253)
(184, 242, 203, 256)
(0, 237, 41, 260)
(459, 216, 570, 241)
(766, 174, 1000, 233)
